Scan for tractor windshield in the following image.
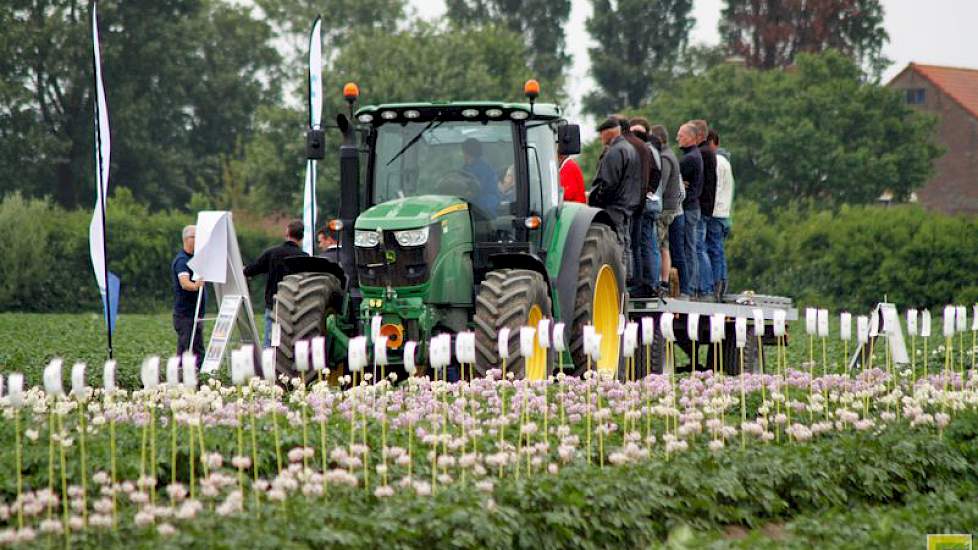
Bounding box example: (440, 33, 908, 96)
(373, 120, 517, 217)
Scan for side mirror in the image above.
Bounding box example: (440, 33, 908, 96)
(558, 124, 581, 156)
(306, 128, 326, 160)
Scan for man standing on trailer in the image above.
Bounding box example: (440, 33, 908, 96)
(676, 123, 703, 298)
(589, 117, 642, 275)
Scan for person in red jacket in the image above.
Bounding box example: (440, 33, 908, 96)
(558, 154, 586, 203)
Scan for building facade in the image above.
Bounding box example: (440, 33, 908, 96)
(887, 63, 978, 215)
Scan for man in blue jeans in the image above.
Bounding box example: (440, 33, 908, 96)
(676, 124, 703, 297)
(706, 130, 735, 299)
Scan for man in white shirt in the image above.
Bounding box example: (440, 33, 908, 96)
(707, 130, 735, 301)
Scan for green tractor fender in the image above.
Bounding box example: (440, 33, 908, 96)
(547, 205, 618, 324)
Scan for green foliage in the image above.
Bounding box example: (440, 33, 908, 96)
(0, 194, 54, 309)
(726, 200, 978, 309)
(445, 0, 571, 96)
(720, 0, 890, 78)
(584, 0, 694, 115)
(0, 0, 280, 211)
(328, 23, 535, 105)
(0, 395, 975, 548)
(637, 51, 941, 208)
(0, 190, 274, 312)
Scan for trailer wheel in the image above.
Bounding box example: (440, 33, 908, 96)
(273, 272, 343, 383)
(626, 320, 666, 380)
(569, 224, 625, 378)
(474, 269, 553, 380)
(708, 324, 765, 375)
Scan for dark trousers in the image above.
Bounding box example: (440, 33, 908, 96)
(174, 313, 205, 366)
(631, 209, 660, 292)
(669, 214, 686, 293)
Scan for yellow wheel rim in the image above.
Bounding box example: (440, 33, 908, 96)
(592, 264, 620, 375)
(525, 304, 547, 380)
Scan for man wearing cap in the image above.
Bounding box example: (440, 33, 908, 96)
(589, 117, 642, 278)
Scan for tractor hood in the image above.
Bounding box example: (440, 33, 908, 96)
(355, 195, 469, 231)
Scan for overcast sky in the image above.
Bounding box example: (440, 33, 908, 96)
(409, 0, 978, 135)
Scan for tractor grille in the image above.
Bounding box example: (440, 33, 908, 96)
(356, 224, 441, 287)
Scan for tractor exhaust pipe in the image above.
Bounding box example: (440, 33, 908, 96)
(336, 113, 360, 289)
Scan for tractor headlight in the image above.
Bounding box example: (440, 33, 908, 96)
(394, 226, 429, 247)
(354, 229, 380, 247)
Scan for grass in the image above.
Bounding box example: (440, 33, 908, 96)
(1, 311, 967, 389)
(0, 313, 198, 389)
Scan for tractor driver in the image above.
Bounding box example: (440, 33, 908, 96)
(461, 138, 500, 214)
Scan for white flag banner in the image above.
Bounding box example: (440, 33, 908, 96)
(302, 16, 323, 256)
(89, 3, 111, 293)
(189, 211, 229, 283)
(88, 1, 119, 341)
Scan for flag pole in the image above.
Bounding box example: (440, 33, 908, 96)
(93, 1, 113, 360)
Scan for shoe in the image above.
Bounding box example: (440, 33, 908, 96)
(632, 284, 656, 299)
(714, 280, 727, 303)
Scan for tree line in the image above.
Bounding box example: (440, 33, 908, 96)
(0, 0, 929, 218)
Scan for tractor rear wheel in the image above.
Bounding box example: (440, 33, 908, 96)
(273, 272, 343, 382)
(569, 224, 625, 377)
(474, 269, 554, 380)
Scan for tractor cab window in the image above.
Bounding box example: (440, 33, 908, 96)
(526, 123, 559, 216)
(373, 120, 517, 221)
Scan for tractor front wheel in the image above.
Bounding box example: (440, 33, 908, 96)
(474, 269, 554, 380)
(273, 272, 343, 383)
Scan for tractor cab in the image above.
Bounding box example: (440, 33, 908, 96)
(277, 81, 624, 383)
(356, 101, 572, 260)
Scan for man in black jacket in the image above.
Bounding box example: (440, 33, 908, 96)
(244, 220, 309, 347)
(677, 123, 703, 297)
(589, 117, 642, 279)
(691, 119, 716, 298)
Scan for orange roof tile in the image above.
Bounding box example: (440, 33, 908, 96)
(904, 63, 978, 119)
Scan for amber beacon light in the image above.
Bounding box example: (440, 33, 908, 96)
(343, 82, 360, 102)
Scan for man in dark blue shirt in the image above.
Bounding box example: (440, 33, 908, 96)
(172, 225, 205, 365)
(462, 138, 500, 214)
(677, 123, 704, 297)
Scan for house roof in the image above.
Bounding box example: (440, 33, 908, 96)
(892, 63, 978, 119)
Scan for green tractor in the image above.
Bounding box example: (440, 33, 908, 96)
(274, 81, 625, 381)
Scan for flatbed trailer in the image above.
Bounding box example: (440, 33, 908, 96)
(625, 292, 799, 376)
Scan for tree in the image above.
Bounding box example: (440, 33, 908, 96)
(0, 0, 281, 210)
(444, 0, 571, 95)
(584, 0, 694, 116)
(720, 0, 889, 77)
(637, 51, 940, 208)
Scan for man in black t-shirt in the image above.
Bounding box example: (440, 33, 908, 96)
(172, 225, 205, 365)
(244, 220, 308, 347)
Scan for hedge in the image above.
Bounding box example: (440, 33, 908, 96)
(2, 192, 975, 313)
(0, 191, 274, 312)
(726, 201, 978, 310)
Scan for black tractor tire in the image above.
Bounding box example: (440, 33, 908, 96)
(626, 318, 667, 380)
(474, 269, 554, 379)
(569, 224, 626, 376)
(273, 272, 343, 382)
(707, 324, 764, 375)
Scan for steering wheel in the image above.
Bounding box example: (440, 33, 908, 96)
(433, 169, 482, 199)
